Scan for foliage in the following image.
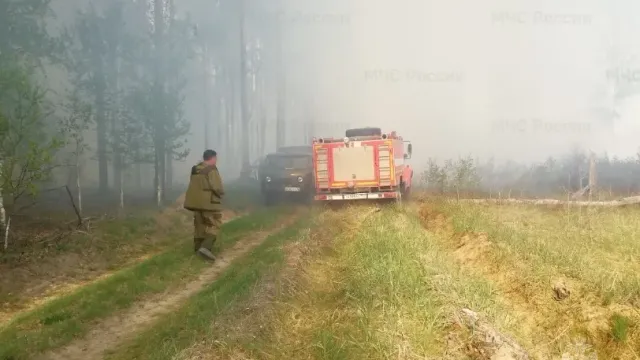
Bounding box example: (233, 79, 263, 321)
(0, 58, 63, 206)
(60, 90, 92, 161)
(60, 0, 193, 190)
(0, 0, 60, 61)
(421, 149, 640, 197)
(421, 156, 480, 195)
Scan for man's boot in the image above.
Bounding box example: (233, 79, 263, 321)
(193, 238, 204, 253)
(197, 236, 216, 261)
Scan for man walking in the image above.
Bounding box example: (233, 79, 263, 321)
(184, 149, 224, 261)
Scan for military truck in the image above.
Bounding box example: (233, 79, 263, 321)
(259, 151, 314, 205)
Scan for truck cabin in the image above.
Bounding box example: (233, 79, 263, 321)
(260, 152, 314, 195)
(265, 152, 312, 170)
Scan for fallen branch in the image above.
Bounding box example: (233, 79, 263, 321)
(36, 229, 72, 245)
(458, 308, 530, 360)
(64, 185, 83, 227)
(458, 195, 640, 207)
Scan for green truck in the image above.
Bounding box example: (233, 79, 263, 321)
(259, 151, 314, 205)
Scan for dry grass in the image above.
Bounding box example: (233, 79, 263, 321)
(177, 203, 528, 360)
(105, 199, 640, 360)
(430, 200, 640, 359)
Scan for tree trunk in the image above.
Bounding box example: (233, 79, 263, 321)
(203, 44, 210, 149)
(259, 72, 266, 157)
(96, 80, 109, 192)
(135, 161, 141, 190)
(227, 73, 236, 170)
(165, 151, 173, 192)
(588, 153, 597, 201)
(239, 0, 250, 174)
(0, 159, 6, 250)
(153, 0, 165, 207)
(113, 56, 123, 203)
(275, 13, 286, 149)
(76, 154, 83, 216)
(119, 163, 124, 209)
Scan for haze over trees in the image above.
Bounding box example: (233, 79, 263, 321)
(0, 0, 290, 219)
(1, 0, 640, 252)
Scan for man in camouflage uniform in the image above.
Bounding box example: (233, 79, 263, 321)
(184, 149, 224, 261)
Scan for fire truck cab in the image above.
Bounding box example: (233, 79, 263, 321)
(312, 127, 413, 201)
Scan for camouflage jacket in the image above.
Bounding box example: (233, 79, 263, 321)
(184, 162, 224, 211)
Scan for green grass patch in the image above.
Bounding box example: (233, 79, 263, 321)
(0, 208, 289, 360)
(104, 213, 312, 360)
(230, 206, 515, 359)
(610, 314, 632, 342)
(310, 207, 506, 358)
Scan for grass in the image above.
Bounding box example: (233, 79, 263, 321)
(201, 204, 519, 359)
(611, 314, 632, 342)
(0, 211, 185, 322)
(104, 211, 313, 360)
(438, 202, 640, 304)
(0, 210, 159, 264)
(432, 200, 640, 357)
(0, 207, 289, 360)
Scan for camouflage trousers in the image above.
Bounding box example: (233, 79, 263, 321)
(193, 210, 222, 251)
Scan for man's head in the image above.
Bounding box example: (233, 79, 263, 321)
(203, 149, 217, 166)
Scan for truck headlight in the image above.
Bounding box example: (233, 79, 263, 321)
(265, 176, 271, 182)
(297, 176, 303, 183)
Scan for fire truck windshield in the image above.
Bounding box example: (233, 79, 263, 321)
(267, 154, 311, 169)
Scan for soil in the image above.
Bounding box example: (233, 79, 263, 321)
(0, 206, 239, 328)
(37, 210, 302, 360)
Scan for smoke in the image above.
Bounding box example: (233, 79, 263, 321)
(282, 0, 638, 168)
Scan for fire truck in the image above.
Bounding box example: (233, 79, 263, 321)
(312, 127, 413, 201)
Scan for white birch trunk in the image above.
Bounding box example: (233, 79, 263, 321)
(119, 164, 124, 209)
(4, 217, 10, 251)
(115, 57, 124, 210)
(76, 155, 83, 216)
(156, 182, 162, 207)
(0, 159, 6, 250)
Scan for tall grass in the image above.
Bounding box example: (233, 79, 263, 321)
(0, 208, 289, 360)
(246, 205, 518, 359)
(441, 202, 640, 304)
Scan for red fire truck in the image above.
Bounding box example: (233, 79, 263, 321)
(312, 127, 413, 201)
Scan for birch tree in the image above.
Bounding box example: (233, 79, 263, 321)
(60, 92, 92, 216)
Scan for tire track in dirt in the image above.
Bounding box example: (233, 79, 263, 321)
(0, 209, 240, 329)
(417, 204, 639, 359)
(37, 208, 305, 360)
